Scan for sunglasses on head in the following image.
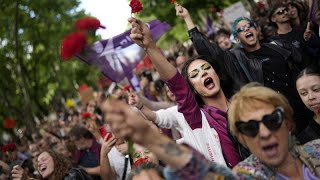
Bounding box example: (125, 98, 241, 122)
(274, 7, 288, 16)
(236, 22, 255, 33)
(235, 106, 284, 137)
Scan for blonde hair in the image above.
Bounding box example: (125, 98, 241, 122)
(228, 83, 294, 135)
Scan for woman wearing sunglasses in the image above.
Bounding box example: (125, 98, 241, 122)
(101, 84, 320, 180)
(296, 66, 320, 144)
(166, 83, 320, 179)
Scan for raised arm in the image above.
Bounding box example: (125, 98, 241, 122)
(129, 17, 201, 127)
(102, 100, 237, 179)
(128, 18, 177, 80)
(138, 93, 174, 111)
(175, 3, 195, 30)
(128, 92, 180, 129)
(175, 4, 229, 63)
(128, 92, 157, 122)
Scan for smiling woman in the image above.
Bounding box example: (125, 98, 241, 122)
(11, 150, 93, 180)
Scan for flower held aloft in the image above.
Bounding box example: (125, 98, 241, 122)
(130, 0, 143, 13)
(60, 32, 87, 60)
(75, 17, 106, 31)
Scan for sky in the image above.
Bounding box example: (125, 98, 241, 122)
(79, 0, 131, 39)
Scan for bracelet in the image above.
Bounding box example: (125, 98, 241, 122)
(137, 103, 144, 110)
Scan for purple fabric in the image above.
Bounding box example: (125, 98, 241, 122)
(275, 164, 320, 180)
(308, 0, 319, 22)
(76, 19, 171, 83)
(74, 139, 101, 165)
(164, 71, 240, 167)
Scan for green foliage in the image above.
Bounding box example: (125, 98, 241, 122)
(136, 0, 242, 47)
(0, 0, 100, 133)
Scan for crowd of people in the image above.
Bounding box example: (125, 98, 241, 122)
(1, 0, 320, 179)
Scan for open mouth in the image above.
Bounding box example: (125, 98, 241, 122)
(39, 165, 47, 173)
(245, 32, 254, 40)
(262, 143, 278, 157)
(203, 77, 215, 89)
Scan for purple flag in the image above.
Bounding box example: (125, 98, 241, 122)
(76, 19, 171, 85)
(308, 0, 319, 22)
(206, 14, 214, 36)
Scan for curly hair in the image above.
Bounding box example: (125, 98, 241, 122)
(39, 150, 72, 180)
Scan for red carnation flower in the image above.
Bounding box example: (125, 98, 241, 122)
(60, 32, 87, 60)
(170, 0, 176, 4)
(123, 85, 131, 92)
(130, 0, 143, 13)
(132, 158, 149, 168)
(3, 117, 16, 129)
(2, 143, 16, 152)
(75, 17, 106, 31)
(79, 84, 89, 92)
(81, 112, 91, 119)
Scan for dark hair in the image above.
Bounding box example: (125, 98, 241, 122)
(40, 150, 72, 180)
(296, 66, 320, 81)
(268, 3, 286, 27)
(141, 70, 153, 82)
(126, 163, 164, 180)
(68, 124, 94, 140)
(214, 29, 231, 43)
(181, 55, 231, 106)
(154, 79, 164, 93)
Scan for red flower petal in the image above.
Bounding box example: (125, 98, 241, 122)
(60, 32, 87, 60)
(170, 0, 176, 4)
(81, 112, 91, 119)
(130, 0, 143, 13)
(2, 143, 16, 152)
(123, 85, 131, 92)
(4, 117, 16, 129)
(75, 17, 106, 31)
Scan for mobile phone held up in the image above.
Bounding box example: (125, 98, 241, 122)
(98, 126, 113, 141)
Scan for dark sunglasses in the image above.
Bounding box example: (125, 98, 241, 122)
(236, 22, 255, 33)
(235, 106, 284, 137)
(274, 8, 288, 16)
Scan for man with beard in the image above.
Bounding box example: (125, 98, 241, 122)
(175, 3, 312, 133)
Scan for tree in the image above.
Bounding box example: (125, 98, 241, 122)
(0, 0, 100, 134)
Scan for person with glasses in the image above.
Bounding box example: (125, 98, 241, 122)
(296, 66, 320, 144)
(101, 85, 320, 179)
(268, 3, 320, 61)
(175, 3, 313, 134)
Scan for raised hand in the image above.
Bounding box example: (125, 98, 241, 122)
(128, 17, 156, 50)
(101, 133, 117, 155)
(11, 165, 30, 180)
(128, 92, 142, 108)
(102, 100, 151, 145)
(175, 4, 190, 19)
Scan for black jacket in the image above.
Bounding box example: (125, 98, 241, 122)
(64, 168, 94, 180)
(188, 27, 303, 93)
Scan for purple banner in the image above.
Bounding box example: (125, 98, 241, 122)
(76, 19, 171, 83)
